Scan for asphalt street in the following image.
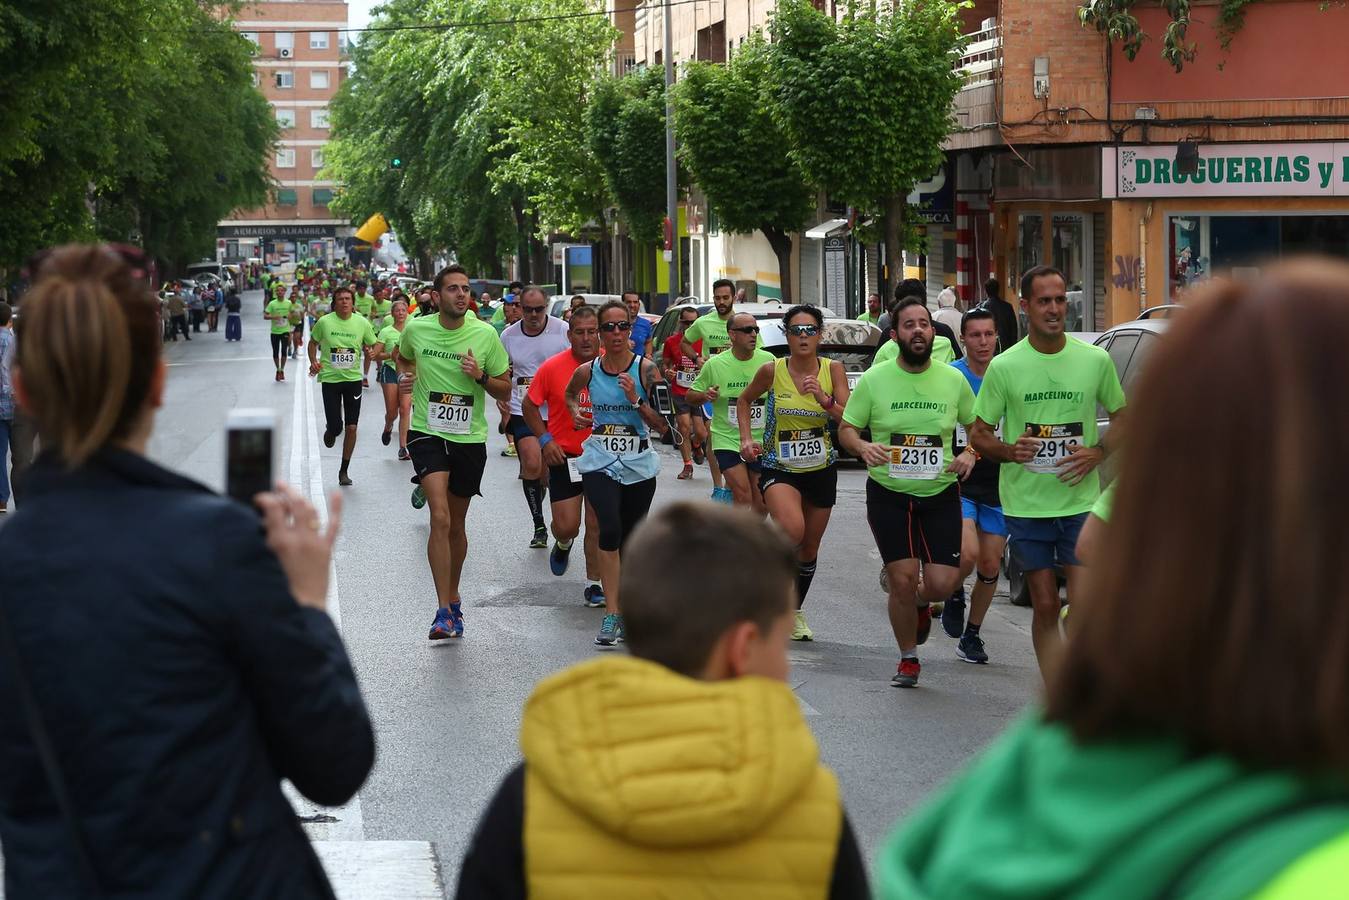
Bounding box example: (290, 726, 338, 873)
(8, 289, 1043, 897)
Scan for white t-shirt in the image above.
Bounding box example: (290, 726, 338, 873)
(500, 316, 570, 416)
(933, 306, 964, 341)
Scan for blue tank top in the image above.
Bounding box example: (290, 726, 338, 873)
(575, 354, 660, 483)
(587, 355, 648, 438)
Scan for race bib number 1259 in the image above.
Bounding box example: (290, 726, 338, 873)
(777, 428, 826, 469)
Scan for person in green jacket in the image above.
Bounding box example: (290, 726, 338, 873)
(878, 260, 1349, 899)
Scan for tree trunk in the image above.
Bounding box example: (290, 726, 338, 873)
(511, 196, 531, 282)
(883, 193, 904, 304)
(762, 226, 794, 305)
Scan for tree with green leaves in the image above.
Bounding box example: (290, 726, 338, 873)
(769, 0, 966, 300)
(674, 33, 815, 304)
(587, 66, 669, 244)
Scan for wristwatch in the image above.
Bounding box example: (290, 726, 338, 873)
(476, 371, 489, 386)
(630, 397, 644, 410)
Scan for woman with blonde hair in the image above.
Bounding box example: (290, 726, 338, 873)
(0, 244, 373, 898)
(878, 259, 1349, 898)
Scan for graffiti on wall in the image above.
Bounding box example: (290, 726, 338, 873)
(1113, 255, 1141, 292)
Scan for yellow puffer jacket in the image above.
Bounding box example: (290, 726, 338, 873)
(521, 656, 842, 900)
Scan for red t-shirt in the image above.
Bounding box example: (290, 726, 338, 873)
(662, 334, 702, 397)
(526, 349, 592, 456)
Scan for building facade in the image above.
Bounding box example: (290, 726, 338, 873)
(219, 0, 351, 266)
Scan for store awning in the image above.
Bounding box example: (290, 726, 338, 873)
(805, 218, 850, 239)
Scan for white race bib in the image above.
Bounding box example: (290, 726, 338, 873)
(566, 457, 582, 484)
(513, 375, 533, 401)
(595, 423, 641, 456)
(675, 367, 697, 388)
(1024, 422, 1084, 474)
(427, 392, 473, 434)
(727, 399, 765, 430)
(955, 421, 1002, 449)
(846, 371, 862, 391)
(777, 428, 827, 470)
(329, 348, 357, 370)
(888, 434, 943, 480)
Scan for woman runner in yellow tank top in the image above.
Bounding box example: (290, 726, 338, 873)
(737, 305, 851, 642)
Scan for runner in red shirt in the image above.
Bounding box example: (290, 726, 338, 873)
(523, 305, 606, 607)
(661, 307, 711, 480)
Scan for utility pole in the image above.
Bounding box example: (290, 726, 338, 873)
(663, 0, 678, 306)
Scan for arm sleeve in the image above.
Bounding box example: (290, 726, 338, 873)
(215, 508, 375, 807)
(485, 332, 510, 378)
(973, 360, 1006, 427)
(398, 324, 415, 362)
(957, 376, 977, 424)
(841, 371, 871, 430)
(685, 318, 705, 344)
(311, 317, 325, 344)
(525, 363, 550, 407)
(454, 764, 527, 900)
(689, 355, 713, 393)
(829, 812, 872, 900)
(363, 320, 378, 346)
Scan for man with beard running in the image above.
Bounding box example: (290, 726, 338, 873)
(398, 265, 512, 640)
(839, 296, 977, 688)
(941, 307, 1006, 664)
(500, 285, 569, 549)
(524, 306, 606, 608)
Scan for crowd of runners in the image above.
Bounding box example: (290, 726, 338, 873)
(273, 261, 1122, 686)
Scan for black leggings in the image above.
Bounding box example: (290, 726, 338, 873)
(581, 472, 657, 552)
(270, 332, 289, 364)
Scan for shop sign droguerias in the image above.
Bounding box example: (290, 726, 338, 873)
(1102, 144, 1349, 198)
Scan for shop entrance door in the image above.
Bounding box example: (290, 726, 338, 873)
(1052, 213, 1095, 331)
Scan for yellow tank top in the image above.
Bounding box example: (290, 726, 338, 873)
(764, 358, 835, 472)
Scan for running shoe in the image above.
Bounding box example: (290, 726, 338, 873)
(942, 595, 966, 639)
(691, 444, 705, 465)
(323, 429, 337, 449)
(712, 486, 734, 505)
(362, 378, 369, 388)
(677, 463, 694, 480)
(398, 447, 410, 461)
(274, 370, 282, 383)
(916, 604, 932, 646)
(381, 427, 392, 446)
(549, 539, 573, 576)
(530, 525, 548, 549)
(428, 607, 454, 640)
(583, 584, 606, 608)
(594, 613, 622, 646)
(791, 610, 814, 641)
(338, 471, 352, 487)
(278, 371, 285, 382)
(411, 485, 426, 509)
(892, 658, 921, 688)
(502, 443, 517, 458)
(448, 601, 464, 638)
(957, 632, 988, 664)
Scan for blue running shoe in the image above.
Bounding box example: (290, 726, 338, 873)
(550, 539, 574, 576)
(942, 592, 966, 639)
(583, 584, 606, 608)
(594, 613, 622, 646)
(449, 601, 464, 638)
(428, 607, 453, 640)
(711, 486, 734, 505)
(411, 485, 426, 509)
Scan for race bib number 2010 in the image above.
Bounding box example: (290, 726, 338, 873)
(1024, 422, 1084, 474)
(427, 392, 473, 434)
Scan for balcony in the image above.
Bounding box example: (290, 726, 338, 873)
(613, 49, 637, 77)
(948, 21, 1002, 150)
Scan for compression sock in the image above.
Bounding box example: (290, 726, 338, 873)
(523, 478, 545, 527)
(796, 559, 818, 609)
(964, 621, 982, 637)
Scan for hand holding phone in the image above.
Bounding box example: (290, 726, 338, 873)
(226, 409, 275, 507)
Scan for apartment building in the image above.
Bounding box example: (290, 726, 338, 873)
(218, 0, 351, 266)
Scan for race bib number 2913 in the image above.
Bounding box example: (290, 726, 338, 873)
(1024, 422, 1084, 474)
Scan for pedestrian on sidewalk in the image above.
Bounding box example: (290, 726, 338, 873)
(456, 501, 870, 900)
(186, 283, 205, 332)
(166, 289, 190, 340)
(224, 287, 243, 341)
(877, 259, 1349, 898)
(205, 284, 221, 332)
(0, 243, 374, 900)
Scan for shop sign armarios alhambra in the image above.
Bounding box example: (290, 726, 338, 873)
(1102, 144, 1349, 199)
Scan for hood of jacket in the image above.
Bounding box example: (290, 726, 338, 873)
(521, 655, 821, 849)
(877, 713, 1349, 900)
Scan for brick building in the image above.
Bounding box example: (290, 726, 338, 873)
(218, 0, 351, 267)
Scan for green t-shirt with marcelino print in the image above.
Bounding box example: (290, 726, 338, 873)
(398, 313, 509, 443)
(311, 311, 377, 384)
(690, 348, 776, 453)
(265, 299, 293, 335)
(972, 336, 1126, 518)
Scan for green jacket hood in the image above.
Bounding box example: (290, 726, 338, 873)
(878, 714, 1349, 900)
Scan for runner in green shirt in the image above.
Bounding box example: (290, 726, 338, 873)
(307, 286, 378, 487)
(968, 265, 1125, 678)
(396, 264, 512, 642)
(686, 311, 775, 514)
(264, 295, 294, 382)
(857, 291, 883, 325)
(839, 296, 977, 689)
(872, 332, 955, 367)
(374, 298, 412, 459)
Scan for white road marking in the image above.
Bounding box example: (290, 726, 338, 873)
(166, 356, 273, 366)
(312, 841, 444, 900)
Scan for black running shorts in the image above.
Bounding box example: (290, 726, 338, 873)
(865, 479, 963, 567)
(406, 431, 487, 499)
(321, 381, 363, 433)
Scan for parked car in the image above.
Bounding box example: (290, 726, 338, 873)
(648, 300, 840, 362)
(547, 292, 626, 318)
(1003, 318, 1171, 606)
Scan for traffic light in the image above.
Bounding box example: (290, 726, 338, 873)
(390, 157, 403, 169)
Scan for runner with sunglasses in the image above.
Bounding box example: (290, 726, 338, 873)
(687, 311, 774, 513)
(737, 305, 850, 642)
(500, 286, 570, 549)
(565, 301, 671, 647)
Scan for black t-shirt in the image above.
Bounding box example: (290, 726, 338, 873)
(979, 296, 1019, 355)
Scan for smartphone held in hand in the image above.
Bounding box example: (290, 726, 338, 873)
(225, 409, 275, 506)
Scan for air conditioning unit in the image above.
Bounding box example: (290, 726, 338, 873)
(278, 47, 293, 59)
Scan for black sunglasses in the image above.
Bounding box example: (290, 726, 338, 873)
(729, 325, 760, 334)
(521, 304, 547, 313)
(599, 320, 633, 332)
(787, 324, 820, 337)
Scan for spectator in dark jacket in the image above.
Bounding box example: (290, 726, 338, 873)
(979, 276, 1020, 354)
(0, 243, 373, 899)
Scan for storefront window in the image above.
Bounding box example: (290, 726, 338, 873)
(1052, 214, 1089, 331)
(1169, 215, 1208, 299)
(1167, 214, 1349, 301)
(1018, 213, 1042, 277)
